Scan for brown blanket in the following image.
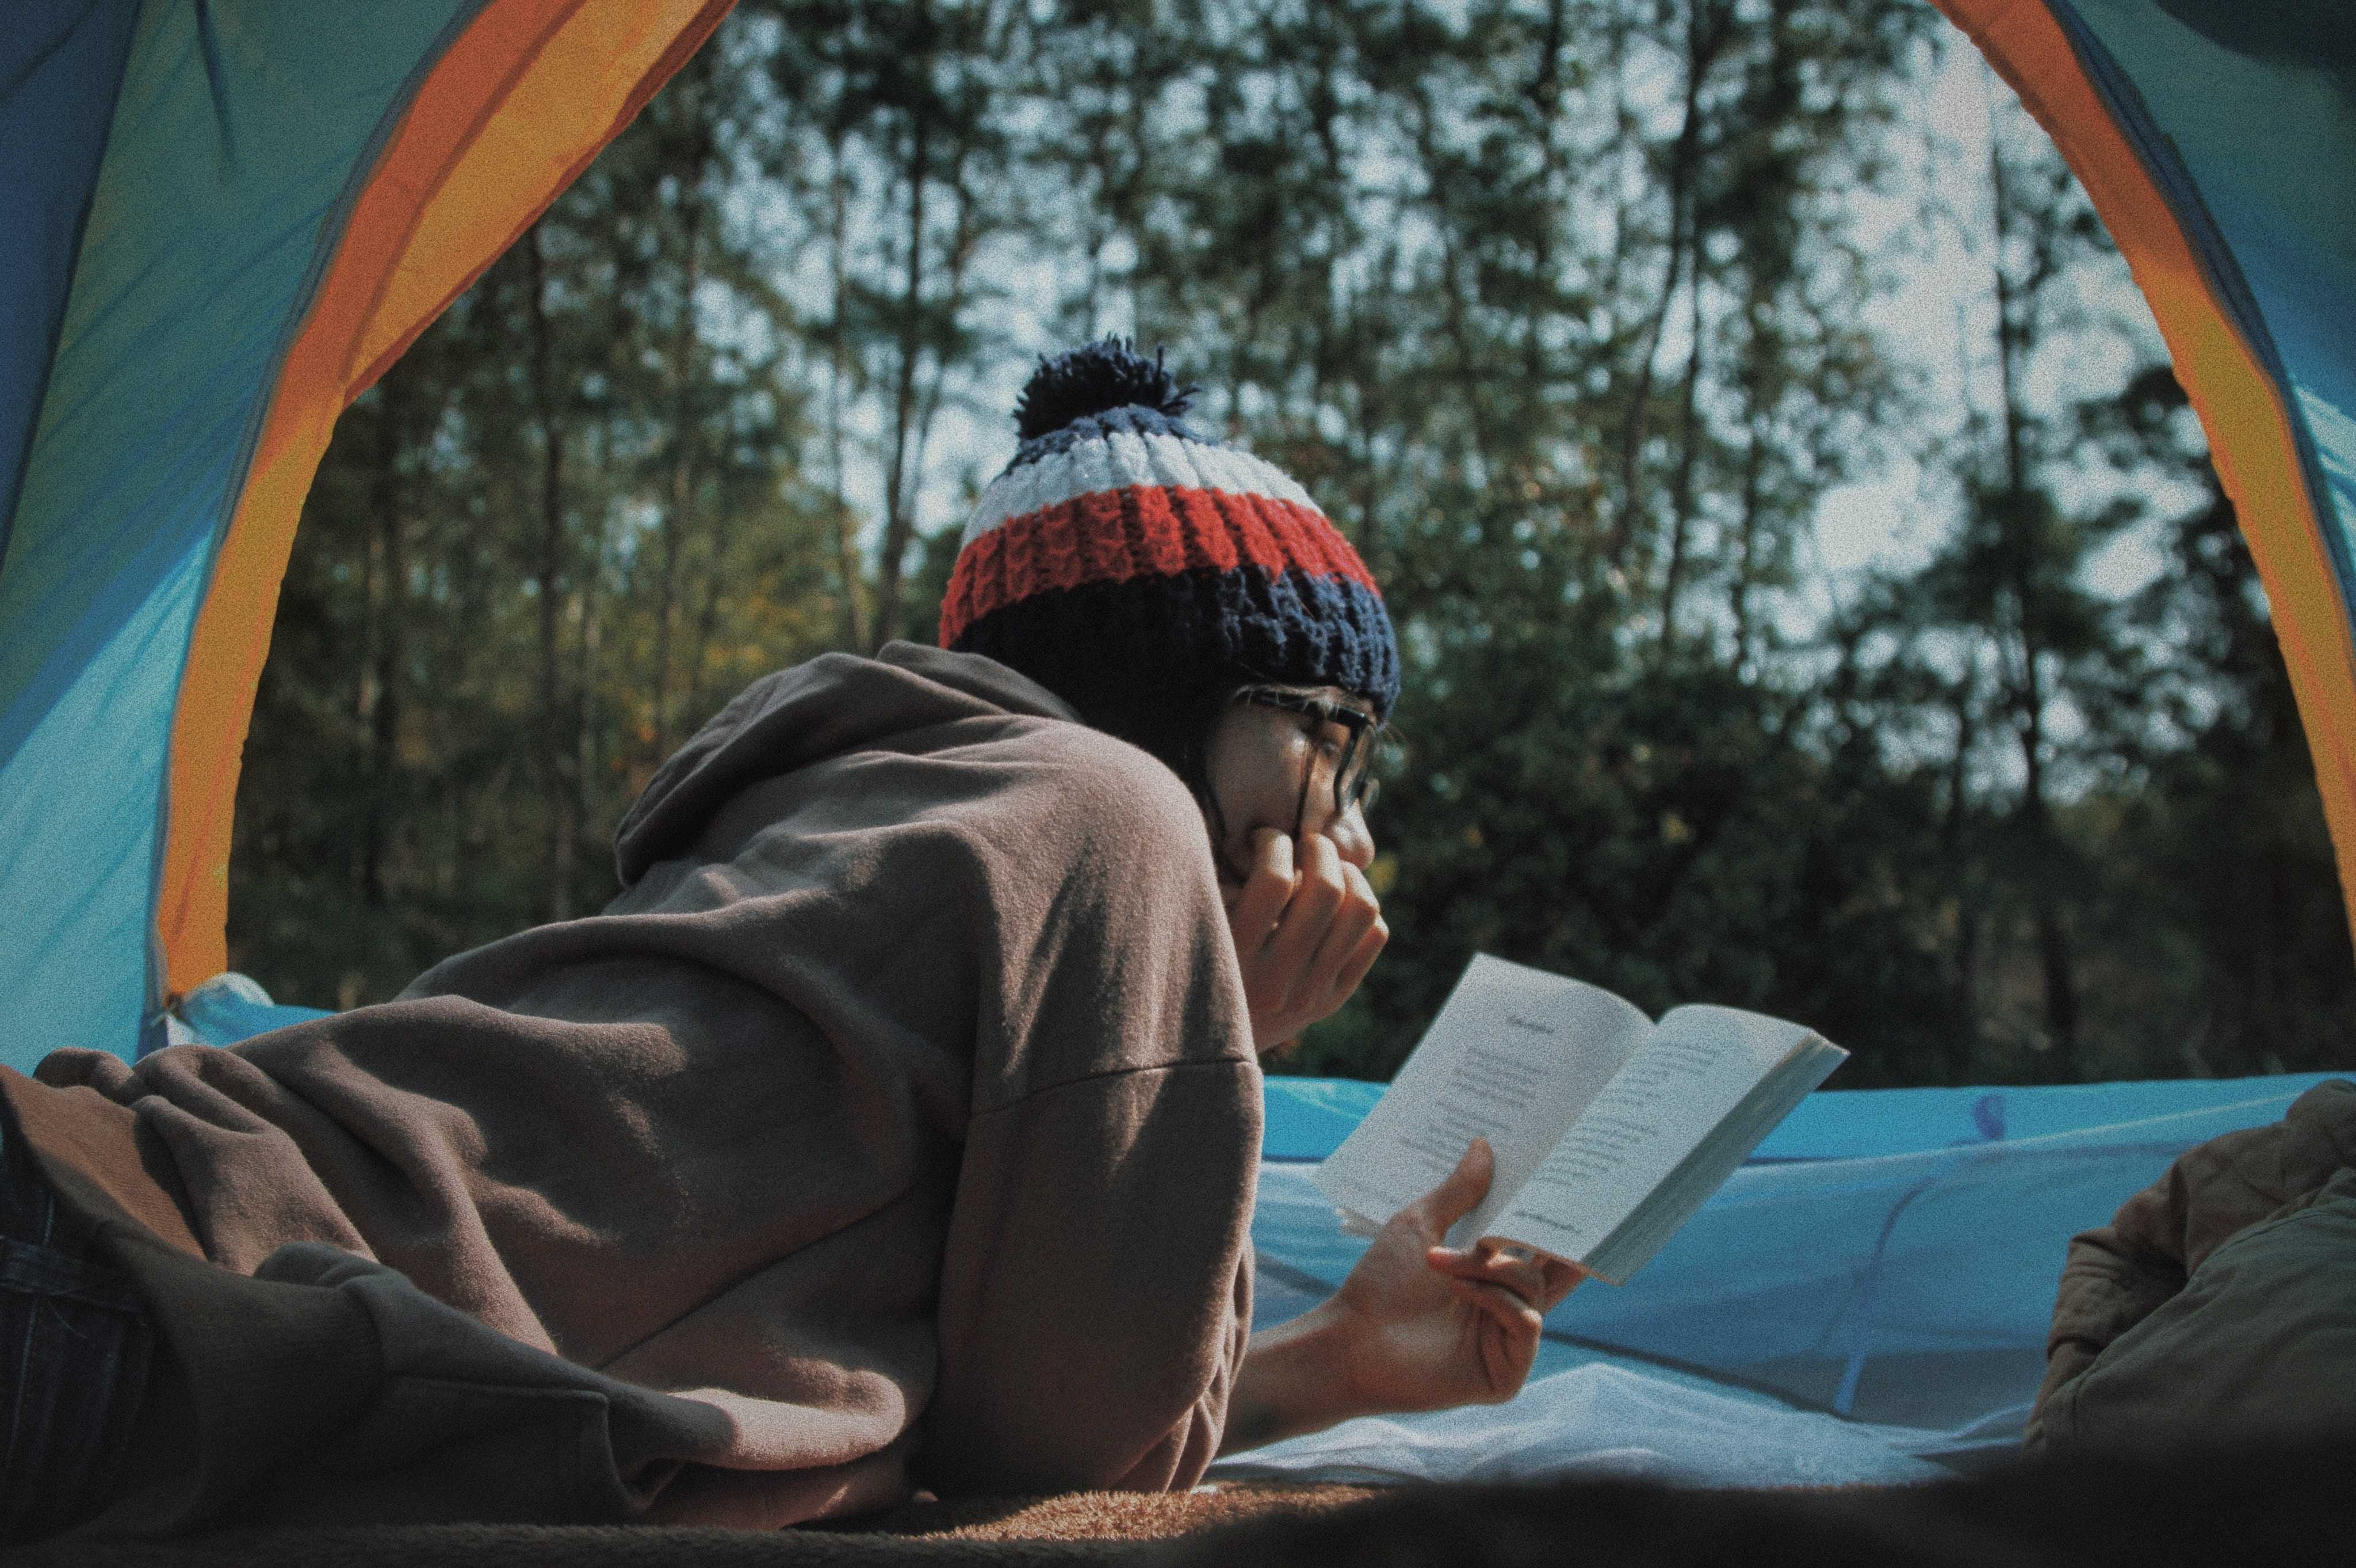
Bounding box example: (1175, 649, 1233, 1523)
(2029, 1077, 2356, 1450)
(0, 1486, 1374, 1568)
(10, 1438, 2353, 1568)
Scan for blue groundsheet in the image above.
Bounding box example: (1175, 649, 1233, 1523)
(174, 975, 2340, 1487)
(1237, 1069, 2340, 1485)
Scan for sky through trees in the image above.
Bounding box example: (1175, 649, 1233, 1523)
(228, 0, 2356, 1087)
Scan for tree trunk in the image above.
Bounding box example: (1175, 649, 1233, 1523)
(1730, 412, 1764, 668)
(1988, 130, 2078, 1068)
(870, 2, 935, 650)
(686, 503, 732, 723)
(358, 378, 408, 908)
(825, 139, 867, 652)
(651, 195, 708, 756)
(522, 221, 576, 921)
(1608, 0, 1730, 571)
(573, 540, 602, 895)
(1942, 655, 1983, 1079)
(1659, 256, 1707, 653)
(900, 142, 982, 560)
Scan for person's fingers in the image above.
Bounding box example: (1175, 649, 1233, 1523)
(1329, 915, 1388, 1006)
(1263, 833, 1347, 1003)
(1444, 1274, 1545, 1336)
(1431, 1244, 1585, 1314)
(1537, 1256, 1586, 1310)
(1226, 830, 1295, 955)
(1408, 1137, 1496, 1237)
(1425, 1244, 1553, 1310)
(1442, 1276, 1544, 1395)
(1230, 833, 1389, 1045)
(1299, 859, 1382, 1005)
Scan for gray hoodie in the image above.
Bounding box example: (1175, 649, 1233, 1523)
(12, 642, 1259, 1532)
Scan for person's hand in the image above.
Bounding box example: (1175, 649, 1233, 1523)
(1222, 827, 1386, 1054)
(1218, 1141, 1586, 1456)
(1325, 1138, 1585, 1412)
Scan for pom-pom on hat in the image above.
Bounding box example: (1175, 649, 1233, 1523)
(939, 339, 1400, 730)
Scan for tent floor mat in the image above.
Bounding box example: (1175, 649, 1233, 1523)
(841, 1479, 1380, 1542)
(7, 1482, 1378, 1568)
(16, 1436, 2355, 1568)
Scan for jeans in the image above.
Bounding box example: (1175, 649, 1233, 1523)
(0, 1089, 155, 1544)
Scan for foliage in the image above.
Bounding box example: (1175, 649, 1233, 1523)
(230, 1, 2353, 1084)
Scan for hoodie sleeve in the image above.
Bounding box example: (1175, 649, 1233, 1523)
(914, 727, 1261, 1497)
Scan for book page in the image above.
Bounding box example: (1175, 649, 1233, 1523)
(1493, 1004, 1815, 1264)
(1314, 955, 1654, 1246)
(1575, 1034, 1845, 1284)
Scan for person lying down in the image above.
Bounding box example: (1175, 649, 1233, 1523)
(0, 340, 1582, 1544)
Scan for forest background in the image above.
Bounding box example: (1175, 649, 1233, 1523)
(228, 0, 2356, 1087)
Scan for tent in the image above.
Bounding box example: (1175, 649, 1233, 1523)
(2, 0, 2350, 1483)
(2, 0, 730, 1062)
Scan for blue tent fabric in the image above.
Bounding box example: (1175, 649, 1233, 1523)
(169, 970, 334, 1045)
(0, 0, 727, 1071)
(2053, 0, 2356, 566)
(1265, 1072, 2329, 1164)
(1261, 1075, 1386, 1160)
(1234, 1070, 2342, 1484)
(0, 2, 496, 1065)
(0, 0, 141, 563)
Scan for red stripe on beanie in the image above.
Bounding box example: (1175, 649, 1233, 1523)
(941, 487, 1380, 645)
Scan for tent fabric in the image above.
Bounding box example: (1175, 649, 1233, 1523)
(0, 1, 142, 568)
(0, 0, 733, 1073)
(1231, 1071, 2345, 1486)
(1259, 1068, 2328, 1163)
(1933, 0, 2356, 927)
(158, 0, 736, 1004)
(165, 970, 334, 1047)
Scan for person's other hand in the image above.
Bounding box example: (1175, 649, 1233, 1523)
(1223, 827, 1386, 1054)
(1326, 1138, 1584, 1412)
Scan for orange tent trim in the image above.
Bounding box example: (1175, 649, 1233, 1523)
(156, 0, 734, 995)
(1932, 0, 2356, 933)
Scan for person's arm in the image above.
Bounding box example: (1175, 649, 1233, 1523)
(918, 736, 1263, 1497)
(1219, 1138, 1585, 1456)
(1216, 831, 1581, 1451)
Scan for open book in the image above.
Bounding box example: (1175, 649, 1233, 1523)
(1314, 954, 1847, 1285)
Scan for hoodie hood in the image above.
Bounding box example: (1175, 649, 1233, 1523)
(613, 641, 1081, 887)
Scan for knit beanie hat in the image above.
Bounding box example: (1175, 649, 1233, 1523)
(939, 340, 1400, 733)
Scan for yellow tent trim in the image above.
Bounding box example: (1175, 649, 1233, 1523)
(158, 0, 733, 993)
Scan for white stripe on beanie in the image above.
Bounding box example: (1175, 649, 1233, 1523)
(960, 427, 1322, 547)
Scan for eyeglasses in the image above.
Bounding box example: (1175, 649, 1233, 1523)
(1236, 689, 1385, 824)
